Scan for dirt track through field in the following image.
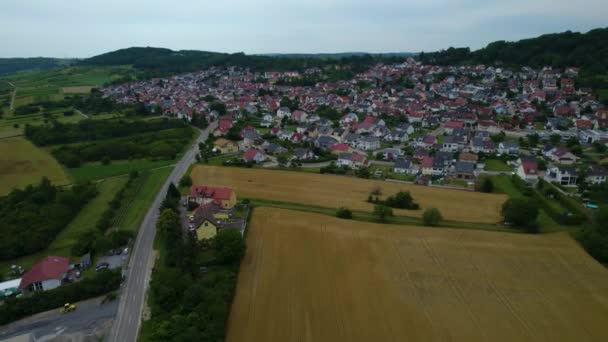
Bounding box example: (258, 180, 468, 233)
(191, 165, 507, 223)
(227, 207, 608, 342)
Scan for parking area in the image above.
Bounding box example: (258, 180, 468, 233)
(96, 247, 129, 271)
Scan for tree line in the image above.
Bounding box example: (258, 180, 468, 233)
(79, 47, 409, 78)
(0, 178, 97, 260)
(419, 28, 608, 74)
(24, 117, 188, 146)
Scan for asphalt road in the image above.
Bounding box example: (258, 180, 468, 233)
(108, 123, 216, 342)
(0, 297, 118, 340)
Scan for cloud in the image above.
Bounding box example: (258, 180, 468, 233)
(0, 0, 606, 57)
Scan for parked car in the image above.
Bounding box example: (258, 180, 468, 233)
(584, 202, 599, 209)
(60, 303, 76, 314)
(95, 262, 110, 272)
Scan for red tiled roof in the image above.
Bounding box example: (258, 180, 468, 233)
(329, 143, 349, 152)
(19, 256, 69, 290)
(190, 185, 234, 200)
(445, 120, 465, 129)
(421, 156, 433, 168)
(243, 148, 261, 161)
(521, 160, 538, 175)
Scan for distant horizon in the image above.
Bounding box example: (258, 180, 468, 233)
(0, 50, 420, 60)
(2, 0, 607, 58)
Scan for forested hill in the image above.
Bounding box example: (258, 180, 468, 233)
(79, 47, 408, 75)
(0, 57, 75, 75)
(420, 28, 608, 73)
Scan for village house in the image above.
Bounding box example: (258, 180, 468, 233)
(357, 136, 381, 151)
(19, 256, 69, 294)
(393, 158, 417, 175)
(586, 166, 607, 185)
(451, 161, 476, 180)
(243, 148, 267, 163)
(420, 156, 434, 176)
(498, 141, 520, 155)
(213, 138, 239, 154)
(337, 152, 369, 169)
(544, 147, 578, 164)
(546, 166, 578, 186)
(191, 202, 222, 241)
(263, 142, 288, 155)
(382, 147, 403, 161)
(329, 143, 351, 154)
(190, 185, 237, 209)
(292, 148, 316, 161)
(517, 158, 539, 183)
(276, 107, 292, 119)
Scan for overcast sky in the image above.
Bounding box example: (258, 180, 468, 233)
(1, 0, 607, 58)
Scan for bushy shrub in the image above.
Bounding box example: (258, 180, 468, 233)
(336, 207, 353, 219)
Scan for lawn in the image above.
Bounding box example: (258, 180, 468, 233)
(228, 207, 608, 342)
(68, 159, 175, 183)
(206, 153, 242, 166)
(0, 136, 70, 195)
(484, 159, 512, 172)
(0, 177, 127, 276)
(110, 167, 172, 233)
(191, 165, 508, 224)
(490, 175, 564, 231)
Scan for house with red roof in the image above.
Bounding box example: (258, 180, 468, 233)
(19, 256, 69, 294)
(443, 120, 465, 134)
(243, 148, 266, 164)
(545, 147, 578, 165)
(329, 143, 351, 154)
(517, 158, 539, 183)
(190, 185, 237, 209)
(217, 119, 233, 135)
(575, 119, 593, 130)
(420, 156, 434, 176)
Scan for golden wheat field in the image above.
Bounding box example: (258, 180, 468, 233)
(227, 207, 608, 342)
(191, 165, 507, 223)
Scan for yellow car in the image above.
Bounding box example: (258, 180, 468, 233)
(60, 303, 76, 314)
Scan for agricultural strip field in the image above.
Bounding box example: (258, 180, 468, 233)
(191, 165, 507, 224)
(109, 167, 172, 233)
(0, 177, 127, 275)
(0, 136, 70, 195)
(68, 159, 175, 183)
(227, 207, 608, 342)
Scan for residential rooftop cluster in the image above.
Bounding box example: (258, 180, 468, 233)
(102, 58, 608, 189)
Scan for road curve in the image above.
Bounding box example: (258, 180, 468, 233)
(108, 122, 216, 342)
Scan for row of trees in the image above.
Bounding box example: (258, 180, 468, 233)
(336, 205, 443, 226)
(368, 190, 420, 210)
(25, 117, 187, 146)
(0, 178, 97, 260)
